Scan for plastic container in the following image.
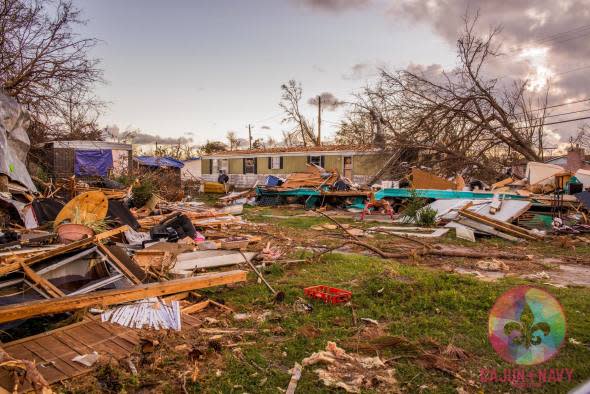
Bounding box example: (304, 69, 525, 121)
(56, 223, 94, 244)
(304, 285, 352, 304)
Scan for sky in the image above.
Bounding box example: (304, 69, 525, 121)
(73, 0, 455, 145)
(74, 0, 590, 151)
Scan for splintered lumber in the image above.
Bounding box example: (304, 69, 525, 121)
(0, 270, 247, 324)
(457, 209, 540, 241)
(96, 243, 142, 284)
(0, 226, 130, 278)
(20, 263, 65, 298)
(182, 300, 210, 314)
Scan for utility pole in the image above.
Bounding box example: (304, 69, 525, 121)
(317, 95, 321, 145)
(248, 124, 252, 149)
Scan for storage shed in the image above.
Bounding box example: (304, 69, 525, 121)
(41, 140, 133, 179)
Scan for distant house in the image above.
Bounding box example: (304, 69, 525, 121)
(41, 140, 133, 179)
(181, 158, 201, 181)
(544, 147, 590, 172)
(200, 145, 394, 188)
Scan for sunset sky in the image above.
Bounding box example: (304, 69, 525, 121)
(75, 0, 590, 149)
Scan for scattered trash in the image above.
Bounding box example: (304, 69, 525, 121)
(475, 259, 509, 272)
(301, 341, 398, 393)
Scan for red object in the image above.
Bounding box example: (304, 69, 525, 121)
(360, 199, 395, 221)
(304, 286, 352, 304)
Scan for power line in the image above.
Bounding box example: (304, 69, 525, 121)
(554, 64, 590, 76)
(535, 24, 590, 44)
(542, 108, 590, 119)
(515, 97, 590, 115)
(251, 112, 283, 125)
(515, 114, 590, 129)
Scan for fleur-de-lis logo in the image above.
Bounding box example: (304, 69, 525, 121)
(503, 302, 551, 349)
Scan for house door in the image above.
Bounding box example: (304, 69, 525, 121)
(343, 156, 353, 179)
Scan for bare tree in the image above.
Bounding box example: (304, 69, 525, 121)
(0, 0, 103, 140)
(335, 111, 375, 145)
(279, 80, 319, 146)
(573, 125, 590, 150)
(349, 12, 548, 180)
(226, 130, 239, 150)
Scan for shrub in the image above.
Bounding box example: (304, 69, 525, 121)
(416, 206, 438, 227)
(131, 179, 154, 208)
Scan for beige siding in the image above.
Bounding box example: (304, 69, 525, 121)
(324, 155, 342, 172)
(201, 159, 211, 174)
(353, 153, 390, 175)
(229, 158, 243, 174)
(201, 152, 391, 177)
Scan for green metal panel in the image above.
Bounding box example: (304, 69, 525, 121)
(374, 189, 528, 200)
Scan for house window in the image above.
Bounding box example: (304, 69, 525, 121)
(307, 156, 324, 167)
(343, 156, 353, 179)
(220, 159, 229, 173)
(244, 158, 257, 174)
(269, 156, 282, 170)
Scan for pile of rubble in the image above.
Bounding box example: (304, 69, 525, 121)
(0, 175, 286, 392)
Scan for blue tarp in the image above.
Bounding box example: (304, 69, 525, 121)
(135, 156, 184, 168)
(74, 149, 113, 176)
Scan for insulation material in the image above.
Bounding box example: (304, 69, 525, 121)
(101, 297, 181, 331)
(0, 91, 37, 192)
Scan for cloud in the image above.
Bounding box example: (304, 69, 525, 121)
(106, 125, 194, 145)
(342, 63, 373, 80)
(294, 0, 372, 12)
(308, 92, 346, 111)
(388, 1, 590, 97)
(387, 0, 590, 136)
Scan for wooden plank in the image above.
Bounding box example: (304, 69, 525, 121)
(94, 225, 130, 241)
(20, 263, 65, 298)
(182, 300, 210, 314)
(162, 291, 190, 302)
(0, 270, 247, 324)
(22, 341, 77, 378)
(0, 226, 130, 278)
(96, 243, 142, 284)
(0, 238, 95, 277)
(0, 319, 142, 391)
(67, 325, 128, 359)
(458, 210, 539, 241)
(35, 336, 87, 374)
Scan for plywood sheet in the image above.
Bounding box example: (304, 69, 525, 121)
(0, 314, 201, 392)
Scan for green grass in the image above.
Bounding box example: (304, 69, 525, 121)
(196, 252, 590, 393)
(65, 206, 590, 393)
